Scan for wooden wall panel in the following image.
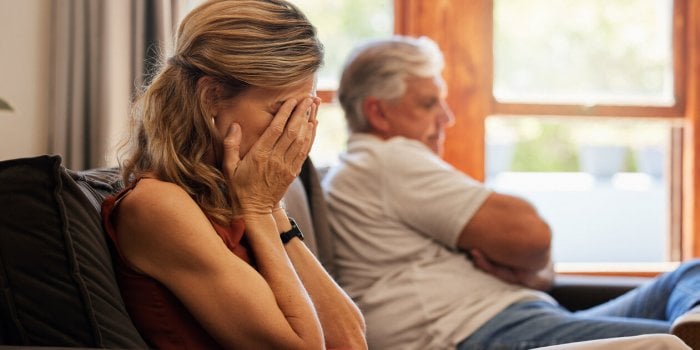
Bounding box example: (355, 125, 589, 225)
(394, 0, 492, 180)
(684, 0, 700, 258)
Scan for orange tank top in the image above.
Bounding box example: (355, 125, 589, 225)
(101, 178, 252, 350)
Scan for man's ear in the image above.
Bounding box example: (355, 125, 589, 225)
(363, 97, 391, 134)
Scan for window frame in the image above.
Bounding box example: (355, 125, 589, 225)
(491, 0, 687, 119)
(394, 0, 700, 275)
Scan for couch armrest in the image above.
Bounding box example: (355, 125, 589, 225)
(548, 275, 652, 311)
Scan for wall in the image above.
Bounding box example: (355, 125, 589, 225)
(0, 1, 133, 167)
(0, 0, 50, 161)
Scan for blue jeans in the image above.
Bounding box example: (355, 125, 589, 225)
(457, 260, 700, 350)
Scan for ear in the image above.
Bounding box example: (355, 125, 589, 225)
(362, 97, 391, 134)
(197, 76, 220, 118)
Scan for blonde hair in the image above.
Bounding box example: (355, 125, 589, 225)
(121, 0, 323, 225)
(338, 36, 444, 133)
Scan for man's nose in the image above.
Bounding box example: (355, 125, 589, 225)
(439, 101, 455, 127)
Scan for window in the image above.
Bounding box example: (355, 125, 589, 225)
(486, 117, 674, 263)
(394, 0, 696, 272)
(289, 0, 394, 167)
(486, 0, 685, 268)
(493, 0, 675, 106)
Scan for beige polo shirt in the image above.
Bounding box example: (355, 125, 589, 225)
(322, 134, 554, 350)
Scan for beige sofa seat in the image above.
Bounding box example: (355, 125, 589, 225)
(533, 334, 690, 350)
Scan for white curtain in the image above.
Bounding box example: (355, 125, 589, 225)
(49, 0, 179, 170)
(132, 0, 180, 89)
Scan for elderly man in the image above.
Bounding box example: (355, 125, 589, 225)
(321, 35, 700, 350)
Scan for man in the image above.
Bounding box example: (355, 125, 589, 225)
(321, 35, 700, 350)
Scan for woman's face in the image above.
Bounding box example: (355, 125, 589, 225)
(212, 76, 317, 160)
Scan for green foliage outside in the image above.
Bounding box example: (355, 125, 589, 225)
(510, 123, 579, 172)
(489, 117, 668, 174)
(493, 0, 673, 105)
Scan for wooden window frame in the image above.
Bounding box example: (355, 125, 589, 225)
(492, 0, 687, 119)
(394, 0, 700, 275)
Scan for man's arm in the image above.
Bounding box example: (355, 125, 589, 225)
(456, 192, 554, 290)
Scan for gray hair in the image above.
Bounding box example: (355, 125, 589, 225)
(337, 36, 444, 133)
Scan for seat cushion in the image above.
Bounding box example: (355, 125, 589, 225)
(532, 334, 691, 350)
(0, 155, 146, 348)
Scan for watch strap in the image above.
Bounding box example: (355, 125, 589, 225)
(280, 218, 304, 244)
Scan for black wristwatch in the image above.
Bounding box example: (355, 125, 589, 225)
(280, 218, 304, 244)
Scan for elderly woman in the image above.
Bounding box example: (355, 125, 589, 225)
(101, 1, 366, 349)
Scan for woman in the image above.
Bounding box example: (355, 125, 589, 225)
(101, 0, 367, 349)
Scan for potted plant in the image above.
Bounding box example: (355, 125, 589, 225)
(627, 122, 668, 180)
(571, 119, 630, 179)
(0, 97, 12, 111)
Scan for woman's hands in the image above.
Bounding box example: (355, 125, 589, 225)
(222, 97, 320, 217)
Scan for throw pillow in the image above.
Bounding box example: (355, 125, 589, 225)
(0, 155, 147, 348)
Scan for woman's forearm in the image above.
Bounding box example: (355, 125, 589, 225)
(272, 209, 367, 350)
(242, 212, 325, 349)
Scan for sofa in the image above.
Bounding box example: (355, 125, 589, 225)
(0, 155, 682, 349)
(0, 154, 339, 348)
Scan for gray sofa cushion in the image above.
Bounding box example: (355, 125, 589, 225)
(0, 155, 146, 348)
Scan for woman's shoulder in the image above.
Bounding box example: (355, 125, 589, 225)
(126, 177, 191, 203)
(117, 178, 203, 229)
(111, 178, 224, 278)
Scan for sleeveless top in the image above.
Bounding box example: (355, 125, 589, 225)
(101, 178, 252, 350)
